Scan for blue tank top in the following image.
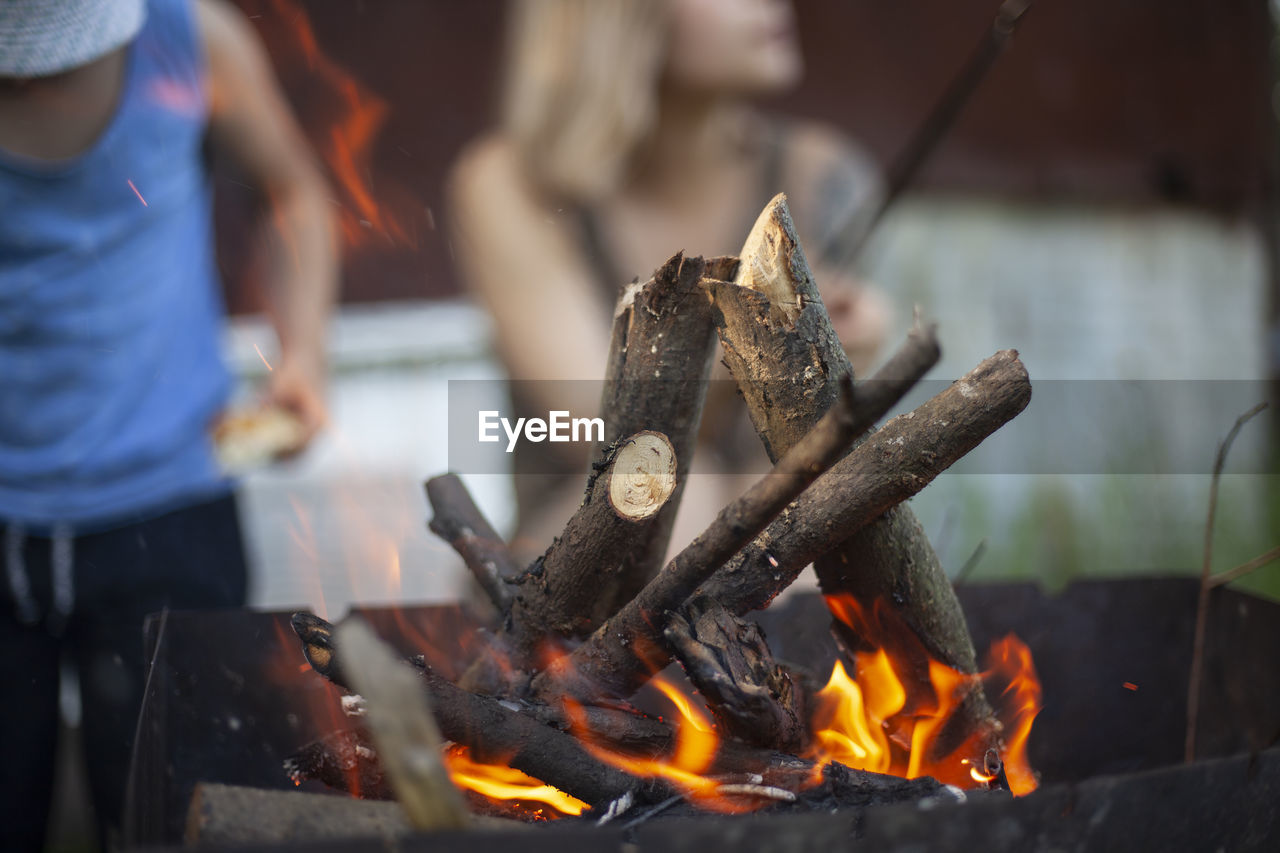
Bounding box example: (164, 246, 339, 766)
(0, 0, 232, 529)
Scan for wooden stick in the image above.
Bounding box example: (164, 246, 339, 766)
(703, 351, 1030, 634)
(665, 596, 807, 752)
(593, 252, 721, 618)
(706, 197, 851, 463)
(426, 474, 519, 613)
(708, 193, 999, 742)
(337, 620, 471, 831)
(533, 377, 862, 702)
(507, 431, 676, 658)
(1187, 401, 1269, 762)
(1205, 544, 1280, 589)
(833, 0, 1036, 265)
(691, 322, 946, 615)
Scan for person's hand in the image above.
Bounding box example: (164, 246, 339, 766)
(263, 354, 328, 456)
(817, 269, 892, 377)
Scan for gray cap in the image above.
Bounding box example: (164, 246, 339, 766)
(0, 0, 146, 77)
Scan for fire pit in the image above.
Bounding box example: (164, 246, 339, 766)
(126, 197, 1279, 849)
(126, 579, 1280, 849)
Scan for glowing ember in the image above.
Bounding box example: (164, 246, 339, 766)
(126, 178, 149, 206)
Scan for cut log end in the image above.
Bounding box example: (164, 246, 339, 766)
(734, 192, 814, 329)
(608, 431, 677, 521)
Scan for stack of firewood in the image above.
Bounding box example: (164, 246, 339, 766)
(260, 195, 1032, 835)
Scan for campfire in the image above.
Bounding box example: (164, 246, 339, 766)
(240, 195, 1041, 830)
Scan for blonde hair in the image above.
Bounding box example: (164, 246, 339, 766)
(501, 0, 667, 203)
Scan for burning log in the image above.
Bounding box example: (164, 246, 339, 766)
(704, 193, 1011, 762)
(289, 613, 669, 807)
(665, 596, 807, 753)
(591, 252, 725, 617)
(532, 375, 862, 704)
(426, 474, 521, 613)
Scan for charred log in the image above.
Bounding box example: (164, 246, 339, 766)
(283, 728, 393, 800)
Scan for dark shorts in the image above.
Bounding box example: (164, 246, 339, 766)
(0, 491, 249, 852)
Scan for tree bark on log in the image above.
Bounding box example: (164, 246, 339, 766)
(593, 252, 721, 618)
(665, 596, 807, 752)
(426, 474, 520, 613)
(700, 350, 1032, 762)
(705, 193, 1002, 754)
(533, 378, 861, 703)
(511, 431, 676, 652)
(457, 431, 677, 692)
(700, 350, 1030, 616)
(530, 320, 941, 708)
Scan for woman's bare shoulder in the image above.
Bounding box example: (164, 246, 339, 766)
(449, 134, 543, 215)
(451, 134, 515, 187)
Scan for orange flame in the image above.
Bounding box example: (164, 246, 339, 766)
(561, 673, 762, 814)
(443, 746, 587, 818)
(808, 595, 1042, 796)
(252, 0, 414, 251)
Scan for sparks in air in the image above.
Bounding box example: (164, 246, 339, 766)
(127, 178, 148, 206)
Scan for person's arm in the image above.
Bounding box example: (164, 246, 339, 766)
(197, 0, 338, 449)
(447, 136, 611, 420)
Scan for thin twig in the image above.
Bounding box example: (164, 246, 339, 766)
(426, 474, 519, 613)
(951, 538, 989, 586)
(1206, 544, 1280, 589)
(1186, 401, 1269, 762)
